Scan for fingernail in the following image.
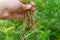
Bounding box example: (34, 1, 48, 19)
(26, 5, 32, 9)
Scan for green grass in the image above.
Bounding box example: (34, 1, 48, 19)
(0, 0, 60, 40)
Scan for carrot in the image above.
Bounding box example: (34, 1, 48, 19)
(24, 0, 34, 27)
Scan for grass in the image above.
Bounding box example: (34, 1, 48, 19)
(0, 0, 60, 40)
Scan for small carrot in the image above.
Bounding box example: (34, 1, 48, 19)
(24, 0, 34, 27)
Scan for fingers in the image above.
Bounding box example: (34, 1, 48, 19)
(19, 2, 32, 10)
(30, 1, 35, 7)
(31, 7, 35, 12)
(20, 1, 35, 10)
(20, 0, 24, 3)
(25, 1, 35, 11)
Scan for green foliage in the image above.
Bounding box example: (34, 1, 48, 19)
(0, 0, 60, 40)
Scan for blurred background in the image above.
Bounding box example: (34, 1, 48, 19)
(0, 0, 60, 40)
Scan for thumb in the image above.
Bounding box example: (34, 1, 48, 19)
(25, 4, 32, 10)
(20, 2, 32, 10)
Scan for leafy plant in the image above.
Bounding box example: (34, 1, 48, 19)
(0, 0, 60, 40)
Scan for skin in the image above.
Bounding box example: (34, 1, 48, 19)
(0, 0, 35, 19)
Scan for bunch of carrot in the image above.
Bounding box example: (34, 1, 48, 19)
(23, 0, 34, 29)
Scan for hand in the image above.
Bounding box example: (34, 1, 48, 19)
(0, 0, 35, 19)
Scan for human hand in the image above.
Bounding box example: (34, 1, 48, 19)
(0, 0, 35, 19)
